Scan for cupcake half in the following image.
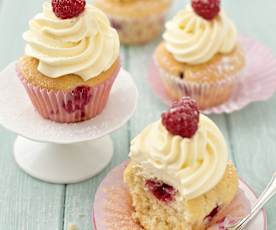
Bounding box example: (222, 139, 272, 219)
(18, 0, 120, 123)
(94, 0, 173, 45)
(124, 97, 239, 229)
(154, 0, 245, 109)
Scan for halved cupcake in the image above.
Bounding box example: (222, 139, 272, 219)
(18, 0, 120, 123)
(124, 97, 239, 229)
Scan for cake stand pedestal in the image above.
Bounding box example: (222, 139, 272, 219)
(0, 63, 138, 184)
(13, 136, 114, 184)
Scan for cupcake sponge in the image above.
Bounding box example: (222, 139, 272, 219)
(124, 161, 238, 230)
(18, 56, 120, 91)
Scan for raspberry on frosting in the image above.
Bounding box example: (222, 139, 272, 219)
(192, 0, 221, 20)
(161, 97, 200, 138)
(52, 0, 86, 19)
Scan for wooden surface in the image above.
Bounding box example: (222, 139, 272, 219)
(0, 0, 275, 229)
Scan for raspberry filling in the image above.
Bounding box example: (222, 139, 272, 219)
(145, 179, 177, 203)
(62, 86, 92, 118)
(205, 205, 220, 222)
(110, 19, 123, 30)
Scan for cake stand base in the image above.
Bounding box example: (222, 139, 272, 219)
(14, 136, 113, 184)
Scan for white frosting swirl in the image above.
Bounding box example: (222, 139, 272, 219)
(163, 5, 237, 65)
(130, 115, 228, 200)
(23, 2, 120, 81)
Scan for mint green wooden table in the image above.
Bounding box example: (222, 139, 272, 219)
(0, 0, 275, 229)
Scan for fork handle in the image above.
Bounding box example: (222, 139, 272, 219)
(227, 173, 276, 230)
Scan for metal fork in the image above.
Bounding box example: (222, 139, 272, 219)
(226, 172, 276, 230)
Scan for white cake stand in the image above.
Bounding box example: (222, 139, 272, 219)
(0, 62, 138, 184)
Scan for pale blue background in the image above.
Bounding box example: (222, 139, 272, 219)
(0, 0, 275, 229)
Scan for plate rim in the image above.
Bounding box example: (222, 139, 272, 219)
(92, 161, 267, 230)
(239, 178, 267, 230)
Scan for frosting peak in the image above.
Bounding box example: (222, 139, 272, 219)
(129, 115, 228, 200)
(163, 5, 237, 65)
(23, 3, 120, 81)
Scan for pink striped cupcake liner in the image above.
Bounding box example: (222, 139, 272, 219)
(93, 161, 252, 230)
(16, 66, 120, 123)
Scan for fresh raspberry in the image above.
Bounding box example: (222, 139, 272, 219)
(161, 97, 200, 138)
(192, 0, 221, 20)
(52, 0, 86, 20)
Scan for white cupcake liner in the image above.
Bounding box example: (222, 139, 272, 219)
(108, 13, 167, 44)
(156, 59, 244, 110)
(148, 35, 276, 114)
(94, 0, 173, 44)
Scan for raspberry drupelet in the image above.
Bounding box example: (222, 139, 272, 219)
(192, 0, 221, 20)
(52, 0, 86, 19)
(161, 97, 200, 138)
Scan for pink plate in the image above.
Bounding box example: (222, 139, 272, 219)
(93, 161, 267, 230)
(148, 35, 276, 114)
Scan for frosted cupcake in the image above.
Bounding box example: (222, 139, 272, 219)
(124, 97, 239, 229)
(154, 0, 245, 109)
(17, 0, 120, 123)
(93, 0, 173, 45)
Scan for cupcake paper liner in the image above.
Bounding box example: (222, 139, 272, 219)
(94, 0, 172, 44)
(17, 66, 119, 123)
(155, 59, 244, 110)
(108, 13, 166, 45)
(148, 35, 276, 114)
(93, 161, 252, 230)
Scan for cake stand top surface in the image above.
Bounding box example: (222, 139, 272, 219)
(0, 63, 138, 144)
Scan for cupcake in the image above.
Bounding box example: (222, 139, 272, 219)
(124, 97, 239, 229)
(154, 0, 245, 109)
(93, 0, 173, 45)
(18, 0, 120, 123)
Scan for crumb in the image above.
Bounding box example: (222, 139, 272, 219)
(68, 223, 78, 230)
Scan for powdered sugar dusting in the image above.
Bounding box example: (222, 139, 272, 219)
(103, 186, 141, 230)
(93, 161, 266, 230)
(0, 67, 138, 144)
(149, 35, 276, 114)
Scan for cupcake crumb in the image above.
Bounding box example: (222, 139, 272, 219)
(68, 223, 78, 230)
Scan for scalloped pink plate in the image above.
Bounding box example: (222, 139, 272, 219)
(148, 35, 276, 114)
(93, 161, 267, 230)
